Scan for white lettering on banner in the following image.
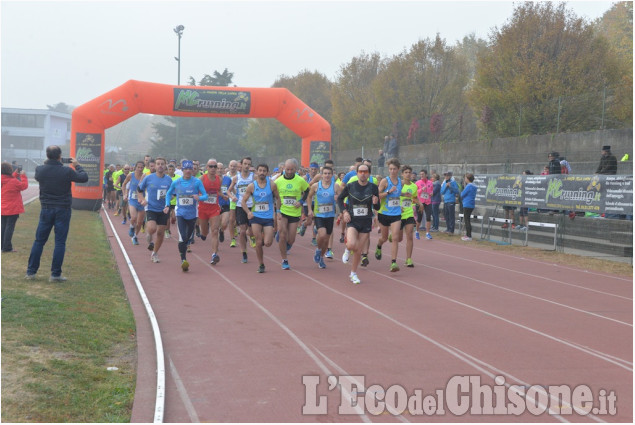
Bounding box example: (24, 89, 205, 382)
(302, 375, 618, 417)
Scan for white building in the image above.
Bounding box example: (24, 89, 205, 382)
(1, 108, 71, 168)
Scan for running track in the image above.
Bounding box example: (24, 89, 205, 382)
(100, 208, 632, 423)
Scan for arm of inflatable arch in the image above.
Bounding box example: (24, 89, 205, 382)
(71, 80, 331, 209)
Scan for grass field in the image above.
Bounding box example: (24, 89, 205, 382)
(1, 202, 136, 422)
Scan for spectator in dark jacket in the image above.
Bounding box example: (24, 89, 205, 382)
(1, 162, 29, 252)
(548, 152, 562, 175)
(25, 145, 88, 282)
(596, 145, 618, 175)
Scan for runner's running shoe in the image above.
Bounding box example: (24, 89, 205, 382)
(281, 259, 290, 270)
(181, 260, 189, 272)
(349, 273, 361, 285)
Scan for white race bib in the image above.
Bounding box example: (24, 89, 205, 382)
(318, 204, 334, 214)
(204, 194, 217, 204)
(238, 186, 247, 195)
(283, 197, 296, 206)
(221, 185, 228, 194)
(402, 199, 412, 208)
(179, 196, 194, 206)
(421, 192, 429, 199)
(254, 202, 269, 212)
(388, 198, 400, 207)
(157, 189, 167, 201)
(353, 205, 368, 216)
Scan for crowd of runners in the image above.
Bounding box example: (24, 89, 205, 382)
(102, 155, 474, 284)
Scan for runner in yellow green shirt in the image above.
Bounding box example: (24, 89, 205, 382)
(398, 165, 422, 268)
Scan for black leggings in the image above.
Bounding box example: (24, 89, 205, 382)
(463, 207, 474, 237)
(177, 216, 197, 259)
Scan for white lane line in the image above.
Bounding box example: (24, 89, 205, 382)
(168, 356, 200, 423)
(192, 252, 372, 423)
(102, 209, 166, 423)
(418, 246, 632, 301)
(448, 345, 605, 423)
(403, 260, 632, 327)
(312, 346, 410, 423)
(430, 239, 632, 282)
(364, 268, 632, 371)
(297, 242, 631, 326)
(271, 261, 569, 422)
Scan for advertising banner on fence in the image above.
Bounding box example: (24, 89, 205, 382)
(473, 174, 633, 214)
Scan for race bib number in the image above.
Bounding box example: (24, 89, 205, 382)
(388, 198, 400, 208)
(353, 205, 368, 217)
(204, 194, 217, 204)
(318, 204, 334, 214)
(254, 202, 269, 212)
(238, 186, 247, 195)
(402, 199, 412, 208)
(283, 197, 296, 206)
(421, 192, 429, 199)
(157, 189, 167, 201)
(221, 185, 228, 194)
(179, 196, 194, 206)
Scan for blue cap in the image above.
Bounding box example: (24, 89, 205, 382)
(310, 162, 319, 168)
(182, 160, 193, 169)
(273, 167, 279, 172)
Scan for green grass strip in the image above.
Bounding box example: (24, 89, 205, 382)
(1, 201, 135, 422)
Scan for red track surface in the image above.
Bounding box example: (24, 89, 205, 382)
(100, 208, 632, 423)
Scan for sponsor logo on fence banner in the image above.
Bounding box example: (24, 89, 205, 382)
(473, 174, 632, 214)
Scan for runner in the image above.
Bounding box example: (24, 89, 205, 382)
(241, 164, 280, 273)
(274, 158, 310, 270)
(397, 165, 422, 268)
(306, 166, 340, 269)
(341, 159, 378, 267)
(116, 164, 131, 224)
(375, 158, 403, 272)
(337, 163, 380, 284)
(415, 169, 434, 240)
(137, 157, 173, 263)
(199, 158, 223, 265)
(218, 165, 233, 245)
(165, 163, 178, 239)
(122, 161, 145, 245)
(226, 160, 239, 247)
(228, 157, 255, 264)
(164, 160, 207, 272)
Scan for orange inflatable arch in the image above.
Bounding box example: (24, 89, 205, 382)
(70, 80, 331, 210)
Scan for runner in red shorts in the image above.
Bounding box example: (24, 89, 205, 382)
(199, 158, 224, 265)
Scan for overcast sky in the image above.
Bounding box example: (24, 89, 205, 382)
(1, 0, 614, 110)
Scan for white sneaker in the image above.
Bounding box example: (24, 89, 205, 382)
(461, 236, 472, 241)
(151, 252, 160, 263)
(349, 272, 361, 284)
(342, 249, 350, 264)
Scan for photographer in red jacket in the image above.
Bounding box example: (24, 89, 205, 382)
(1, 162, 29, 252)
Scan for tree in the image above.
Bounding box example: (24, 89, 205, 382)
(240, 70, 332, 158)
(469, 2, 618, 137)
(330, 52, 384, 150)
(370, 35, 470, 144)
(46, 102, 74, 114)
(151, 69, 247, 162)
(594, 2, 633, 127)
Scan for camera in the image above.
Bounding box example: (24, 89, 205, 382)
(17, 165, 22, 172)
(61, 157, 72, 164)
